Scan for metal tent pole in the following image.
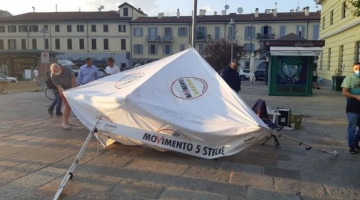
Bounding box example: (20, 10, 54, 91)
(53, 118, 100, 200)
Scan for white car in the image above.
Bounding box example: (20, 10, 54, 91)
(0, 73, 18, 82)
(239, 68, 250, 81)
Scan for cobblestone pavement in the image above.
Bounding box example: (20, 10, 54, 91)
(0, 80, 359, 200)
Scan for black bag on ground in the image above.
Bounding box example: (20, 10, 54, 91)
(46, 78, 56, 89)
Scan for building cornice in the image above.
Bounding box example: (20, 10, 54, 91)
(319, 20, 360, 39)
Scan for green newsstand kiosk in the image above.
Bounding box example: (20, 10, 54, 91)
(255, 34, 325, 96)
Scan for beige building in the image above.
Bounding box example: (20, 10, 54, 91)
(0, 2, 320, 80)
(316, 0, 360, 80)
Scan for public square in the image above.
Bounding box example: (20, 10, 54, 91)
(0, 80, 360, 200)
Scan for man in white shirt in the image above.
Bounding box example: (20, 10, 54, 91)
(105, 57, 120, 76)
(33, 68, 39, 81)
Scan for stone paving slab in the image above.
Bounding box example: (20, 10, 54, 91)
(1, 81, 360, 199)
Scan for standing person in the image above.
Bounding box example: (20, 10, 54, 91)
(33, 68, 39, 81)
(50, 63, 76, 130)
(76, 57, 99, 86)
(221, 59, 241, 93)
(313, 66, 320, 89)
(105, 57, 120, 76)
(46, 72, 62, 116)
(341, 62, 360, 154)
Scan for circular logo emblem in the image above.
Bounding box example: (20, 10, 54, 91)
(115, 73, 144, 89)
(171, 77, 208, 99)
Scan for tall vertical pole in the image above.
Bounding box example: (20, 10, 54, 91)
(191, 0, 197, 48)
(43, 29, 46, 81)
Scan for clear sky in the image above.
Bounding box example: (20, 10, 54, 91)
(3, 0, 321, 16)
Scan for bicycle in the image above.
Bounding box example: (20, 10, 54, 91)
(0, 81, 10, 94)
(45, 87, 55, 100)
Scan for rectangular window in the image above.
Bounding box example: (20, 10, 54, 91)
(77, 25, 84, 32)
(8, 39, 16, 49)
(243, 43, 254, 54)
(149, 44, 157, 54)
(342, 2, 346, 19)
(19, 25, 28, 32)
(328, 48, 331, 70)
(121, 39, 126, 50)
(198, 44, 204, 55)
(45, 39, 49, 50)
(180, 44, 185, 51)
(32, 39, 37, 49)
(330, 10, 334, 25)
(104, 39, 109, 50)
(228, 26, 236, 40)
(215, 26, 220, 39)
(91, 25, 96, 32)
(322, 17, 325, 30)
(67, 39, 72, 50)
(118, 25, 126, 32)
(356, 41, 360, 62)
(134, 44, 143, 54)
(339, 45, 344, 67)
(296, 25, 306, 38)
(0, 26, 5, 32)
(103, 25, 108, 32)
(164, 44, 172, 55)
(313, 25, 319, 40)
(67, 25, 72, 32)
(164, 27, 173, 40)
(123, 7, 128, 16)
(55, 25, 60, 32)
(79, 39, 84, 50)
(133, 27, 143, 37)
(178, 27, 188, 37)
(0, 40, 4, 49)
(91, 39, 97, 49)
(244, 26, 255, 40)
(8, 26, 16, 32)
(196, 27, 207, 40)
(55, 39, 60, 49)
(279, 26, 286, 37)
(21, 39, 26, 49)
(29, 25, 38, 32)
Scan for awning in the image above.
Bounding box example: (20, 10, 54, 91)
(270, 47, 322, 56)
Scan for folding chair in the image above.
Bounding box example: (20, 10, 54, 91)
(252, 99, 283, 148)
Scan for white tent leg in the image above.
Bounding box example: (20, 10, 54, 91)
(53, 118, 100, 200)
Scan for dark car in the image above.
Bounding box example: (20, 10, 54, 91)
(254, 62, 266, 81)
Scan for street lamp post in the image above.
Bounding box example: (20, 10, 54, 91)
(229, 19, 236, 62)
(191, 0, 197, 47)
(39, 26, 48, 81)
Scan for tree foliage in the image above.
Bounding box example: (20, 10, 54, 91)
(348, 0, 360, 17)
(202, 38, 244, 73)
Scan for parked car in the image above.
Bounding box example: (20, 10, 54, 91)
(0, 73, 18, 82)
(254, 62, 267, 81)
(238, 68, 250, 81)
(98, 68, 106, 78)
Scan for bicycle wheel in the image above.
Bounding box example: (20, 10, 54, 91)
(0, 85, 9, 94)
(45, 88, 55, 100)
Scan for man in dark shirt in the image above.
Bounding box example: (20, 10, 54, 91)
(221, 59, 241, 93)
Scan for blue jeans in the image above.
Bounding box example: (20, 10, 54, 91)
(346, 112, 360, 148)
(49, 92, 62, 114)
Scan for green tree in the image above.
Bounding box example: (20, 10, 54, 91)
(348, 0, 360, 17)
(202, 38, 244, 73)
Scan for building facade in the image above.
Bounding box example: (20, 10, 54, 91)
(316, 0, 360, 80)
(0, 2, 320, 80)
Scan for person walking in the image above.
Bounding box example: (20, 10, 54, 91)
(105, 57, 120, 76)
(221, 59, 241, 93)
(50, 63, 76, 130)
(33, 68, 38, 81)
(313, 66, 320, 89)
(76, 57, 99, 86)
(341, 62, 360, 154)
